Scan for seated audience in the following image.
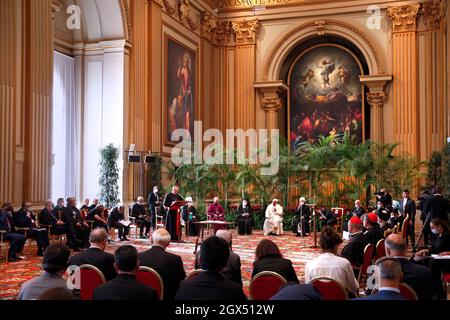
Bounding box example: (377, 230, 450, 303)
(131, 196, 150, 239)
(388, 208, 403, 229)
(207, 196, 226, 234)
(62, 197, 90, 250)
(38, 287, 77, 300)
(305, 226, 359, 295)
(291, 197, 310, 236)
(384, 234, 434, 300)
(18, 243, 71, 300)
(414, 218, 450, 263)
(87, 204, 108, 230)
(341, 216, 368, 266)
(108, 205, 130, 241)
(263, 199, 284, 236)
(270, 283, 322, 300)
(175, 236, 246, 300)
(13, 201, 49, 256)
(88, 198, 99, 212)
(93, 245, 158, 300)
(79, 198, 90, 211)
(68, 228, 117, 281)
(39, 200, 68, 236)
(139, 228, 186, 300)
(377, 209, 391, 234)
(52, 198, 65, 220)
(195, 229, 242, 287)
(236, 199, 253, 235)
(181, 197, 199, 236)
(0, 203, 26, 262)
(252, 239, 298, 283)
(363, 212, 384, 247)
(354, 257, 405, 300)
(344, 200, 366, 232)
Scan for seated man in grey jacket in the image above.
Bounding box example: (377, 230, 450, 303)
(18, 243, 72, 300)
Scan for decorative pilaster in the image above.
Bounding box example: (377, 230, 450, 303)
(359, 75, 392, 144)
(232, 19, 259, 130)
(388, 4, 420, 156)
(254, 81, 289, 131)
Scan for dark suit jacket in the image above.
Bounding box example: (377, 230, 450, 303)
(396, 257, 434, 300)
(131, 203, 147, 219)
(175, 271, 247, 300)
(401, 198, 416, 221)
(147, 192, 161, 213)
(270, 283, 322, 300)
(354, 289, 406, 300)
(93, 274, 158, 300)
(12, 209, 35, 229)
(51, 205, 65, 220)
(68, 247, 117, 281)
(195, 249, 243, 287)
(39, 208, 59, 226)
(138, 246, 186, 300)
(379, 193, 393, 207)
(62, 205, 84, 226)
(429, 232, 450, 254)
(252, 256, 299, 283)
(108, 207, 124, 224)
(425, 195, 450, 222)
(0, 211, 14, 232)
(341, 232, 369, 266)
(364, 225, 384, 247)
(351, 207, 366, 218)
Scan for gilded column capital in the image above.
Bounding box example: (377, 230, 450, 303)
(421, 0, 447, 30)
(232, 19, 259, 45)
(367, 92, 386, 109)
(201, 12, 218, 42)
(388, 4, 421, 32)
(261, 97, 282, 113)
(152, 0, 164, 7)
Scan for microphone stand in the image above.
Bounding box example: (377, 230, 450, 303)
(413, 210, 431, 252)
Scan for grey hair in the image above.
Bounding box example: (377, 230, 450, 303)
(376, 259, 402, 280)
(89, 228, 108, 243)
(385, 236, 407, 253)
(152, 228, 171, 247)
(216, 229, 232, 244)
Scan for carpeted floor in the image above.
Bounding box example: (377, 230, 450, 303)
(0, 229, 321, 300)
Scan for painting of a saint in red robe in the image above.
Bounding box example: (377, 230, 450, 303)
(166, 37, 196, 144)
(289, 44, 364, 150)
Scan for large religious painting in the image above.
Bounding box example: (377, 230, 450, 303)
(288, 44, 364, 150)
(164, 35, 196, 146)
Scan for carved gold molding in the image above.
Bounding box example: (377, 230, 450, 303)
(261, 97, 282, 112)
(388, 4, 421, 32)
(232, 19, 259, 45)
(315, 21, 326, 36)
(421, 0, 447, 30)
(367, 92, 386, 108)
(163, 0, 200, 31)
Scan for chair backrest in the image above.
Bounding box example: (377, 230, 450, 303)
(361, 243, 374, 276)
(136, 266, 164, 300)
(80, 209, 88, 219)
(308, 277, 348, 300)
(375, 239, 386, 261)
(401, 215, 409, 238)
(249, 271, 287, 300)
(331, 208, 344, 218)
(399, 282, 418, 300)
(79, 264, 106, 300)
(185, 269, 203, 280)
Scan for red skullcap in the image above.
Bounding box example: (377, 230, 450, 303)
(349, 216, 362, 225)
(368, 212, 378, 223)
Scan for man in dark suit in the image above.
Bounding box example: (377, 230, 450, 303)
(0, 203, 26, 262)
(385, 233, 434, 300)
(175, 235, 247, 300)
(270, 283, 322, 300)
(87, 204, 108, 230)
(52, 198, 65, 221)
(13, 202, 49, 256)
(138, 228, 186, 300)
(147, 186, 162, 230)
(354, 257, 405, 300)
(195, 229, 243, 287)
(423, 187, 450, 245)
(39, 200, 68, 236)
(68, 228, 117, 281)
(93, 245, 157, 300)
(341, 216, 369, 266)
(363, 212, 384, 247)
(88, 198, 99, 212)
(378, 188, 393, 209)
(378, 209, 391, 234)
(62, 197, 90, 250)
(401, 189, 416, 247)
(131, 196, 150, 239)
(108, 205, 130, 241)
(351, 200, 366, 218)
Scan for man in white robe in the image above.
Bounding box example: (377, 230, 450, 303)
(263, 199, 284, 236)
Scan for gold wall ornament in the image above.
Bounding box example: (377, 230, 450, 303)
(163, 0, 200, 30)
(232, 19, 259, 45)
(201, 12, 218, 42)
(421, 0, 447, 30)
(315, 20, 326, 36)
(387, 4, 421, 32)
(366, 92, 386, 108)
(214, 21, 232, 46)
(261, 96, 282, 112)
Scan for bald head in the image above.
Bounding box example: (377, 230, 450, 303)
(216, 229, 232, 245)
(385, 234, 407, 256)
(89, 228, 108, 250)
(152, 228, 171, 248)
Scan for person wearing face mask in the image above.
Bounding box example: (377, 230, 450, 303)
(415, 218, 450, 259)
(181, 197, 199, 236)
(291, 197, 311, 236)
(148, 185, 162, 231)
(236, 199, 253, 235)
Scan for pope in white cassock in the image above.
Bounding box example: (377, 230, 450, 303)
(263, 199, 284, 236)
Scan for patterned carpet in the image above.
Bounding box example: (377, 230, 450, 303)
(0, 229, 321, 300)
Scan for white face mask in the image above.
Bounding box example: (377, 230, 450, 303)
(377, 205, 381, 209)
(299, 201, 304, 206)
(154, 189, 158, 193)
(355, 204, 360, 208)
(431, 228, 439, 235)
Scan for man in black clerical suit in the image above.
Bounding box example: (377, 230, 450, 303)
(62, 197, 90, 250)
(147, 186, 162, 230)
(400, 189, 416, 247)
(88, 198, 99, 212)
(93, 245, 157, 300)
(163, 185, 184, 241)
(175, 235, 247, 300)
(291, 197, 311, 236)
(87, 204, 108, 230)
(341, 216, 369, 266)
(195, 229, 243, 287)
(138, 228, 186, 300)
(68, 228, 117, 281)
(363, 212, 384, 248)
(52, 198, 65, 221)
(344, 200, 367, 232)
(39, 200, 68, 236)
(13, 202, 49, 256)
(384, 234, 434, 300)
(131, 196, 150, 239)
(108, 205, 130, 241)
